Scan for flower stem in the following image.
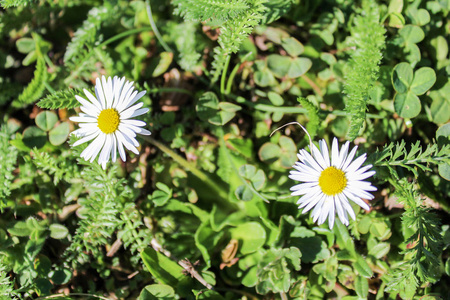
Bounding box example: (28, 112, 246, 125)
(220, 55, 231, 96)
(145, 0, 172, 53)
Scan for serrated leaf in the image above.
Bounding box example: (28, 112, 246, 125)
(37, 89, 84, 109)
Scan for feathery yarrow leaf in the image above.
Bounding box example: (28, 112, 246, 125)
(13, 55, 47, 107)
(211, 0, 267, 82)
(369, 140, 450, 178)
(385, 179, 443, 297)
(64, 6, 109, 63)
(343, 0, 385, 140)
(0, 125, 18, 211)
(297, 97, 320, 140)
(37, 88, 86, 110)
(172, 0, 249, 22)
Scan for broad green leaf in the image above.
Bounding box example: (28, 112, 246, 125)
(35, 111, 58, 131)
(141, 248, 184, 286)
(150, 183, 173, 207)
(436, 124, 450, 181)
(410, 67, 436, 95)
(394, 92, 421, 119)
(267, 55, 312, 79)
(8, 221, 31, 237)
(368, 242, 390, 259)
(49, 224, 68, 239)
(138, 284, 175, 300)
(392, 63, 413, 93)
(356, 216, 371, 234)
(287, 57, 312, 79)
(51, 269, 72, 285)
(49, 122, 70, 146)
(281, 37, 304, 57)
(355, 275, 369, 298)
(23, 126, 46, 149)
(353, 255, 373, 278)
(258, 143, 281, 163)
(399, 25, 424, 44)
(195, 221, 224, 268)
(267, 91, 284, 106)
(16, 37, 35, 54)
(231, 222, 266, 254)
(429, 94, 450, 124)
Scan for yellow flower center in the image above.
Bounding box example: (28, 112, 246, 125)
(318, 166, 347, 196)
(97, 108, 120, 134)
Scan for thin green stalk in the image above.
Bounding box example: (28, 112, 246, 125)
(225, 52, 253, 95)
(143, 136, 235, 211)
(220, 55, 231, 96)
(145, 0, 172, 53)
(98, 27, 152, 48)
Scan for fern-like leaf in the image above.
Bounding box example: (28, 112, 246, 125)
(37, 88, 85, 109)
(343, 0, 385, 140)
(168, 21, 202, 71)
(0, 259, 18, 299)
(297, 97, 320, 140)
(211, 0, 267, 82)
(369, 140, 450, 178)
(385, 178, 443, 298)
(64, 6, 110, 63)
(13, 55, 47, 107)
(0, 125, 18, 211)
(172, 0, 249, 22)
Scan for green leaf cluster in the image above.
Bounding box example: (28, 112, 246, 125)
(343, 0, 385, 140)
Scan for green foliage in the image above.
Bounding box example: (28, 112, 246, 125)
(29, 149, 80, 185)
(63, 6, 110, 63)
(168, 21, 201, 71)
(384, 179, 443, 298)
(369, 140, 450, 179)
(13, 50, 47, 108)
(297, 97, 319, 140)
(173, 0, 267, 82)
(1, 0, 450, 298)
(0, 125, 18, 210)
(37, 89, 84, 109)
(343, 0, 385, 140)
(0, 259, 18, 299)
(172, 0, 250, 22)
(0, 0, 33, 8)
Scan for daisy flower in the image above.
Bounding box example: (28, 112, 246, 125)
(289, 138, 376, 229)
(70, 76, 151, 169)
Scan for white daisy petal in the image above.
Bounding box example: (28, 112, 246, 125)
(289, 137, 376, 230)
(73, 130, 100, 147)
(70, 76, 151, 167)
(95, 77, 107, 109)
(84, 89, 103, 111)
(319, 139, 330, 167)
(331, 138, 339, 167)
